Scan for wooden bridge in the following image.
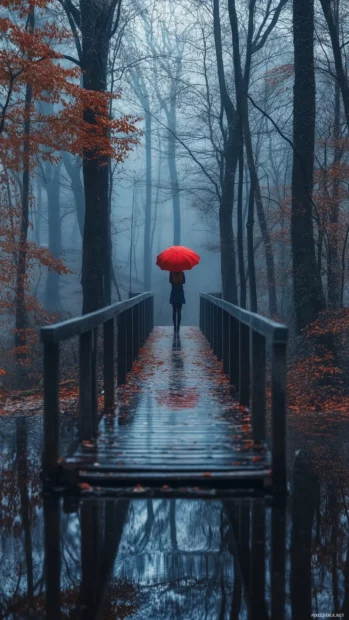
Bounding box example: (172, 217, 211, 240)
(41, 293, 288, 493)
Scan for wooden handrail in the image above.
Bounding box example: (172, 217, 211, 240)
(40, 292, 154, 343)
(200, 293, 288, 491)
(200, 293, 288, 343)
(42, 293, 154, 486)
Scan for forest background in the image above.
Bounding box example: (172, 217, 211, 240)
(0, 0, 347, 412)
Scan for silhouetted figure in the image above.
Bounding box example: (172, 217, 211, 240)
(169, 271, 186, 332)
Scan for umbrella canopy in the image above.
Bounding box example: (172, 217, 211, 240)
(156, 245, 200, 272)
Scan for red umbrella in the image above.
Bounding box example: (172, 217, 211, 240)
(156, 245, 200, 272)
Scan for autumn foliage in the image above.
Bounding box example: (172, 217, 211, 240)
(0, 0, 139, 379)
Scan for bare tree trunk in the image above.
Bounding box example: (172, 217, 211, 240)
(168, 102, 181, 245)
(292, 0, 325, 332)
(144, 109, 152, 289)
(213, 0, 238, 303)
(247, 178, 258, 312)
(62, 153, 85, 238)
(80, 0, 111, 313)
(228, 0, 277, 316)
(237, 137, 246, 308)
(328, 20, 342, 309)
(15, 9, 34, 360)
(44, 164, 62, 312)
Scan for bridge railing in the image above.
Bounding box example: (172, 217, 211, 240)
(41, 293, 154, 485)
(200, 293, 288, 489)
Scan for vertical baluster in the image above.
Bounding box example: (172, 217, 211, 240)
(140, 301, 143, 348)
(150, 295, 154, 331)
(133, 303, 139, 359)
(229, 315, 240, 390)
(209, 301, 213, 347)
(199, 297, 203, 331)
(103, 318, 114, 410)
(126, 307, 133, 372)
(217, 307, 223, 361)
(117, 311, 127, 385)
(251, 330, 266, 446)
(213, 305, 218, 356)
(79, 330, 93, 439)
(43, 341, 60, 484)
(239, 323, 250, 407)
(271, 341, 287, 490)
(91, 327, 98, 431)
(222, 310, 229, 375)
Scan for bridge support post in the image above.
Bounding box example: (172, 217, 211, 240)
(251, 331, 266, 446)
(239, 323, 250, 406)
(271, 342, 287, 490)
(43, 341, 60, 484)
(103, 318, 115, 409)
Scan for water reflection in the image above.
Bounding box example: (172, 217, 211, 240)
(1, 415, 349, 617)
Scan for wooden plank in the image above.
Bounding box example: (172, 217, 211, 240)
(42, 341, 60, 484)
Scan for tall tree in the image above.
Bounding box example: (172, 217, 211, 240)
(61, 0, 123, 312)
(292, 0, 325, 333)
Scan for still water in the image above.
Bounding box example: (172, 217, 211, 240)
(0, 410, 349, 619)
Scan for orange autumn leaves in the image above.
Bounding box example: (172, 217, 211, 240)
(0, 0, 140, 368)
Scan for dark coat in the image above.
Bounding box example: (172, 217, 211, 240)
(169, 272, 186, 304)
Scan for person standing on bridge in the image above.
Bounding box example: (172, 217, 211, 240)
(156, 245, 200, 333)
(169, 271, 186, 333)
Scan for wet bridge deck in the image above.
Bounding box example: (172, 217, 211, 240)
(61, 327, 271, 489)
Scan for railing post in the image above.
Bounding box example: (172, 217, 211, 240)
(103, 318, 115, 410)
(222, 310, 229, 375)
(271, 342, 287, 490)
(91, 327, 98, 427)
(239, 323, 250, 407)
(217, 307, 223, 361)
(207, 301, 211, 345)
(126, 308, 133, 372)
(140, 300, 145, 347)
(229, 315, 240, 390)
(117, 311, 127, 385)
(79, 330, 93, 440)
(43, 341, 60, 485)
(133, 303, 139, 360)
(251, 330, 266, 446)
(213, 305, 218, 356)
(199, 297, 203, 331)
(150, 295, 154, 332)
